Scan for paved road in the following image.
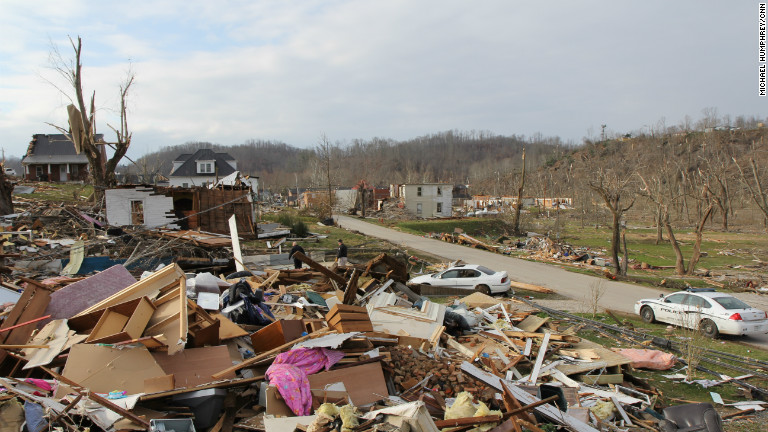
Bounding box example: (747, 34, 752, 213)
(336, 215, 768, 350)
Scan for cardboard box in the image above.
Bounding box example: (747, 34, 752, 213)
(58, 344, 166, 396)
(85, 297, 156, 344)
(308, 362, 387, 406)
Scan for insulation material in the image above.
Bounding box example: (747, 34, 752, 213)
(616, 348, 676, 370)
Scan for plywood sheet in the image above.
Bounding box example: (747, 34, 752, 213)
(152, 346, 235, 388)
(60, 344, 166, 396)
(555, 339, 631, 376)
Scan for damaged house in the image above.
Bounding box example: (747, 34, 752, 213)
(105, 181, 256, 236)
(390, 183, 453, 218)
(21, 133, 105, 182)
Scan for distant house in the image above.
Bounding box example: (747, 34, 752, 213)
(20, 133, 105, 182)
(390, 183, 453, 218)
(168, 149, 238, 188)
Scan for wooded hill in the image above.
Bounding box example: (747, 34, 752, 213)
(123, 126, 768, 233)
(123, 130, 568, 191)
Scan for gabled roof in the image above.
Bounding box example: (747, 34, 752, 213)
(169, 148, 237, 177)
(21, 133, 103, 164)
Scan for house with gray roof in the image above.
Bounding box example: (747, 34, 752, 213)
(21, 134, 104, 182)
(168, 148, 238, 187)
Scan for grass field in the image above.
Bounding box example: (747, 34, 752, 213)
(19, 181, 94, 203)
(384, 216, 768, 291)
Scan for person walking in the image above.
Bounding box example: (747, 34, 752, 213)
(288, 242, 305, 269)
(336, 239, 348, 266)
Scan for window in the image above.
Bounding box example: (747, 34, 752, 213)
(416, 203, 422, 215)
(197, 161, 214, 174)
(437, 187, 442, 196)
(441, 270, 460, 278)
(182, 183, 189, 188)
(476, 266, 495, 275)
(130, 200, 144, 225)
(35, 166, 43, 177)
(684, 295, 712, 309)
(437, 202, 443, 213)
(714, 297, 751, 310)
(71, 165, 79, 176)
(417, 187, 422, 196)
(664, 293, 687, 304)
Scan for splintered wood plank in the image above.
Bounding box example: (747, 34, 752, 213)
(292, 251, 346, 285)
(527, 333, 550, 385)
(342, 269, 360, 305)
(516, 316, 549, 333)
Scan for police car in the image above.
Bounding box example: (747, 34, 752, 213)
(634, 288, 768, 338)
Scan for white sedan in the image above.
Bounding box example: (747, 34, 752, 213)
(407, 264, 511, 295)
(634, 289, 768, 338)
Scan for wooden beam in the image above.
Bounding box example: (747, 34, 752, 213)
(434, 415, 502, 428)
(291, 251, 346, 285)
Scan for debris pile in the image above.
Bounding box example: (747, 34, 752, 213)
(0, 198, 762, 431)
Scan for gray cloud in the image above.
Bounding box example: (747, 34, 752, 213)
(0, 0, 762, 159)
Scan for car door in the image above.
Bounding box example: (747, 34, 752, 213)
(657, 293, 688, 325)
(681, 294, 710, 330)
(455, 269, 480, 289)
(436, 269, 461, 287)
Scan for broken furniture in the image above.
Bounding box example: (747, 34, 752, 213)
(659, 403, 724, 432)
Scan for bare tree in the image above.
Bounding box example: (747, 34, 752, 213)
(47, 36, 134, 204)
(734, 156, 768, 227)
(589, 169, 635, 276)
(316, 133, 335, 220)
(639, 174, 714, 275)
(511, 147, 526, 235)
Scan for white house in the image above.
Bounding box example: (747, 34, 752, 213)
(169, 149, 238, 188)
(391, 183, 453, 218)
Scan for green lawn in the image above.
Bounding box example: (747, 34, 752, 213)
(386, 218, 768, 291)
(20, 182, 94, 203)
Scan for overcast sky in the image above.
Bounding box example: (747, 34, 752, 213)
(0, 1, 763, 159)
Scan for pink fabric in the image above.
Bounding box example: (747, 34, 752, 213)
(617, 348, 677, 370)
(265, 347, 345, 416)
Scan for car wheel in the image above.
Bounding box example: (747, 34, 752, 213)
(475, 284, 491, 295)
(640, 306, 656, 323)
(700, 319, 719, 338)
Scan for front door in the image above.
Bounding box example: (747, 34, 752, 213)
(59, 165, 68, 182)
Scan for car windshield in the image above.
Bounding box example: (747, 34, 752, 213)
(476, 266, 495, 275)
(714, 297, 751, 310)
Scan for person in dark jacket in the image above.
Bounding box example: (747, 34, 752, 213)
(288, 242, 305, 269)
(336, 239, 348, 266)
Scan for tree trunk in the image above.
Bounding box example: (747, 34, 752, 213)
(655, 206, 664, 244)
(686, 203, 714, 276)
(610, 210, 622, 275)
(663, 213, 687, 275)
(0, 171, 14, 216)
(621, 227, 629, 275)
(512, 148, 526, 235)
